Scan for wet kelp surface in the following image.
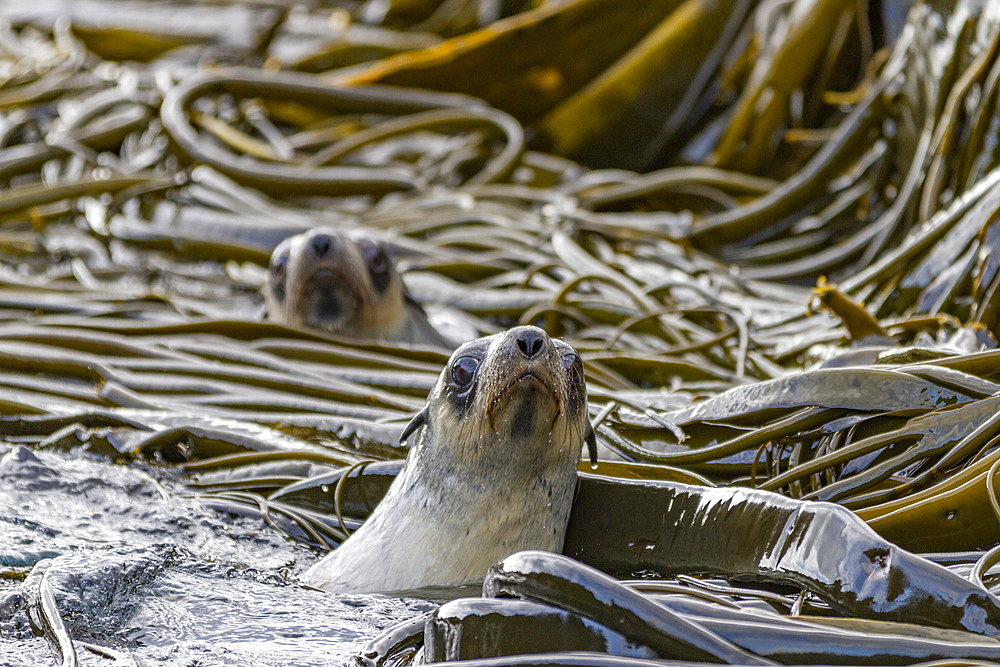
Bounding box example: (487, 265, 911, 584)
(4, 0, 1000, 664)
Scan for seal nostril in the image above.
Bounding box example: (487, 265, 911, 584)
(310, 234, 333, 257)
(515, 330, 545, 359)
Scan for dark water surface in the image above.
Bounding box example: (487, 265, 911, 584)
(0, 444, 433, 665)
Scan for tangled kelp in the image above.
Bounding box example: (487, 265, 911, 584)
(4, 0, 1000, 664)
(229, 459, 1000, 636)
(357, 551, 1000, 665)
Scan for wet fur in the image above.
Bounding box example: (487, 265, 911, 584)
(303, 327, 589, 594)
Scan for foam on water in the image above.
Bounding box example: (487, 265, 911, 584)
(0, 444, 432, 665)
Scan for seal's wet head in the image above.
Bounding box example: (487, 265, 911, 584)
(414, 326, 592, 472)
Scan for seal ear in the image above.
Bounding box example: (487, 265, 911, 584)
(585, 422, 597, 468)
(399, 407, 429, 446)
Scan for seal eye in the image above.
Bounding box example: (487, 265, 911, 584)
(451, 355, 479, 388)
(362, 242, 391, 293)
(562, 352, 583, 381)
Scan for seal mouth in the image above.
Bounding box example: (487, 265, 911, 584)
(306, 267, 352, 286)
(506, 371, 557, 399)
(486, 369, 560, 435)
(518, 372, 545, 388)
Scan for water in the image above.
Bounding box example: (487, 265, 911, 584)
(0, 444, 433, 666)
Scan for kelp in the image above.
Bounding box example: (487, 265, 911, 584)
(202, 458, 1000, 646)
(334, 0, 690, 123)
(0, 176, 996, 546)
(695, 0, 1000, 325)
(563, 477, 1000, 635)
(358, 549, 1000, 665)
(1, 1, 284, 61)
(0, 108, 989, 574)
(857, 444, 1000, 552)
(536, 0, 751, 170)
(502, 0, 1000, 315)
(425, 599, 663, 662)
(708, 0, 864, 173)
(596, 355, 1000, 509)
(161, 70, 524, 196)
(23, 559, 78, 667)
(379, 656, 1000, 667)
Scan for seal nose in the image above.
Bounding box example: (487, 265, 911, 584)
(515, 328, 546, 360)
(309, 233, 334, 257)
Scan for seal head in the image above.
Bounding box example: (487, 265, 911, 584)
(304, 326, 594, 594)
(264, 227, 447, 346)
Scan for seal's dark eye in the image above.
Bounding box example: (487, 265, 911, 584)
(451, 355, 479, 388)
(362, 242, 391, 293)
(562, 352, 583, 380)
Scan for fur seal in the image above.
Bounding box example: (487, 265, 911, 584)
(264, 227, 448, 347)
(304, 325, 597, 594)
